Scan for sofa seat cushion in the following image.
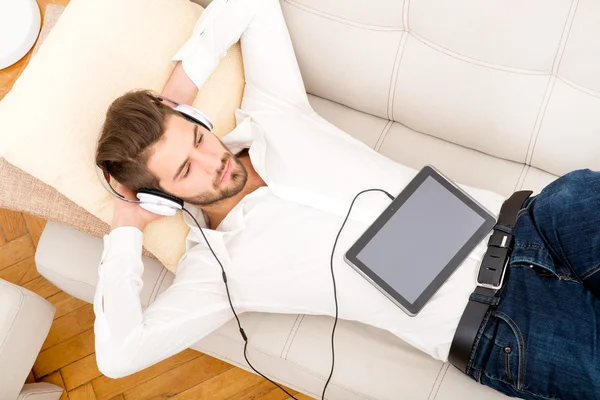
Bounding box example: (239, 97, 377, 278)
(308, 94, 558, 197)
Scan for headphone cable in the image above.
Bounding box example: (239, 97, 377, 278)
(182, 207, 299, 400)
(182, 187, 395, 400)
(321, 189, 395, 399)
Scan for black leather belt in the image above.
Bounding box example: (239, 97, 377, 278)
(448, 190, 533, 374)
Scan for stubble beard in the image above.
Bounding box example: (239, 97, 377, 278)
(180, 153, 248, 206)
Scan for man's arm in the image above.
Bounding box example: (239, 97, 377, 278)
(172, 0, 311, 112)
(93, 229, 233, 378)
(95, 184, 232, 378)
(161, 61, 199, 106)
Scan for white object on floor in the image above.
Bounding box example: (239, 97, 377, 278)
(0, 0, 41, 70)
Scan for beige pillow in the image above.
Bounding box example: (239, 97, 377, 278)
(0, 0, 245, 272)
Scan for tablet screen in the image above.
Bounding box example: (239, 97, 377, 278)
(354, 173, 489, 305)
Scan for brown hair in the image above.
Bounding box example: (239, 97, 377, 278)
(95, 89, 179, 192)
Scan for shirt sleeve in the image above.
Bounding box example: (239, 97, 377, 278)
(171, 0, 311, 112)
(93, 227, 234, 379)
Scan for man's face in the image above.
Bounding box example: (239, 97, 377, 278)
(146, 114, 248, 206)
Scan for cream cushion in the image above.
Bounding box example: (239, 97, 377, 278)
(0, 0, 245, 271)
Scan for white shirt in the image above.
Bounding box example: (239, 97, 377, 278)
(93, 0, 507, 379)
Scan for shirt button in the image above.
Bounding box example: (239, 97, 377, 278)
(504, 346, 512, 354)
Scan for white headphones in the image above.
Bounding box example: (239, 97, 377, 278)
(95, 94, 213, 216)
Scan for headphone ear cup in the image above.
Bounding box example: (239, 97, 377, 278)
(136, 188, 184, 216)
(138, 202, 178, 216)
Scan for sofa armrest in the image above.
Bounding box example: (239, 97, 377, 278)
(0, 279, 56, 400)
(16, 383, 64, 400)
(35, 221, 174, 307)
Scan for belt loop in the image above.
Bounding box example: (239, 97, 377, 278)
(469, 292, 500, 306)
(494, 224, 514, 236)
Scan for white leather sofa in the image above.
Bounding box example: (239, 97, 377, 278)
(0, 279, 63, 400)
(34, 0, 600, 398)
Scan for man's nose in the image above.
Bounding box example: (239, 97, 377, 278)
(195, 152, 223, 174)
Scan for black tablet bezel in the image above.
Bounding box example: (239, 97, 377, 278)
(344, 165, 497, 316)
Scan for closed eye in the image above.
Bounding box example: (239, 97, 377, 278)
(183, 133, 203, 178)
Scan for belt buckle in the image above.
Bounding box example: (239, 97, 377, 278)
(475, 256, 509, 290)
(475, 231, 512, 291)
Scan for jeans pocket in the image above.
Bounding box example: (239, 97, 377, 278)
(512, 261, 562, 280)
(483, 312, 525, 391)
(528, 263, 559, 279)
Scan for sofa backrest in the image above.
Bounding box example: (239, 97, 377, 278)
(284, 0, 600, 178)
(194, 0, 600, 177)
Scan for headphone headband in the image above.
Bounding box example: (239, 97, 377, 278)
(157, 95, 214, 132)
(94, 158, 136, 203)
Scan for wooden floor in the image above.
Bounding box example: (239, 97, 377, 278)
(0, 1, 312, 399)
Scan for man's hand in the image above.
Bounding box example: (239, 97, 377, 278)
(110, 183, 163, 232)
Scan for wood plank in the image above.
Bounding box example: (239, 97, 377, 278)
(34, 328, 95, 378)
(46, 291, 87, 320)
(61, 353, 102, 391)
(0, 209, 27, 241)
(25, 369, 36, 384)
(36, 0, 53, 14)
(170, 368, 267, 400)
(92, 348, 202, 400)
(19, 256, 42, 284)
(0, 71, 11, 91)
(39, 371, 68, 400)
(0, 256, 37, 286)
(23, 213, 47, 248)
(250, 383, 300, 400)
(0, 226, 5, 245)
(123, 354, 231, 400)
(254, 389, 295, 400)
(69, 383, 97, 400)
(0, 234, 35, 270)
(232, 379, 285, 400)
(42, 304, 95, 351)
(22, 275, 61, 299)
(252, 385, 309, 400)
(108, 396, 125, 400)
(0, 47, 31, 81)
(287, 394, 314, 400)
(52, 0, 71, 6)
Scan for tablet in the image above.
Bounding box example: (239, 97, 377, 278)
(344, 165, 497, 317)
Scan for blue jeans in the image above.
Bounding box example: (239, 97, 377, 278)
(467, 169, 600, 400)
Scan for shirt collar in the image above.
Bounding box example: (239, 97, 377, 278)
(221, 117, 255, 155)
